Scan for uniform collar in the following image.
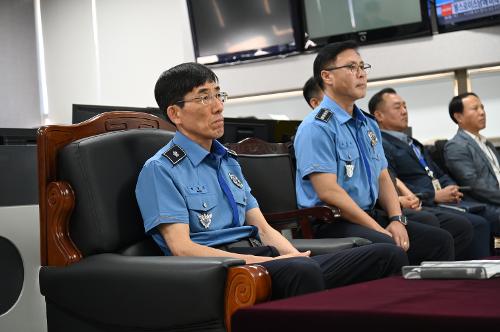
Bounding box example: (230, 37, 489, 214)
(172, 131, 228, 166)
(320, 94, 367, 125)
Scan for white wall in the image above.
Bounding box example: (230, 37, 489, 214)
(39, 0, 500, 140)
(0, 0, 40, 128)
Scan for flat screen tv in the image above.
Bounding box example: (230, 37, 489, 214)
(301, 0, 432, 48)
(434, 0, 500, 33)
(187, 0, 303, 65)
(72, 104, 166, 124)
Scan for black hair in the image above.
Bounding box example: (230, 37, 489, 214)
(448, 92, 478, 124)
(302, 76, 323, 107)
(313, 40, 359, 89)
(154, 62, 218, 124)
(368, 87, 397, 115)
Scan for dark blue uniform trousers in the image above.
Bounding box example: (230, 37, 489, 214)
(313, 210, 454, 266)
(225, 243, 407, 300)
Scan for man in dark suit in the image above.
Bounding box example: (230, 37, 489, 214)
(368, 87, 492, 258)
(444, 92, 500, 234)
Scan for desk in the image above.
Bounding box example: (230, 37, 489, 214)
(232, 276, 500, 332)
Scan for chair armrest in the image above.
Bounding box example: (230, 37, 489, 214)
(40, 253, 270, 330)
(291, 237, 372, 256)
(264, 206, 341, 222)
(264, 206, 341, 238)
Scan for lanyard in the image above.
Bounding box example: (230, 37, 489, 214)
(409, 141, 435, 179)
(215, 156, 240, 228)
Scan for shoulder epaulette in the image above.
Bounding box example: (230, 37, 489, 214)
(315, 108, 333, 123)
(162, 144, 186, 165)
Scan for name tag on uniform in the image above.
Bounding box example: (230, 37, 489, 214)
(432, 178, 442, 192)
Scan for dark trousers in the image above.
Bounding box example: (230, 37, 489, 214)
(224, 243, 407, 300)
(405, 207, 476, 259)
(431, 207, 491, 259)
(314, 210, 454, 265)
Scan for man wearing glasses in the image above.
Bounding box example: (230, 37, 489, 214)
(294, 41, 454, 265)
(135, 62, 407, 300)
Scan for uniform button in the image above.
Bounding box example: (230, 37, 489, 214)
(202, 202, 207, 208)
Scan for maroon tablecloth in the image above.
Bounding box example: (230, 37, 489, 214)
(232, 276, 500, 332)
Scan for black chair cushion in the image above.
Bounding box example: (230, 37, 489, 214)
(58, 129, 174, 257)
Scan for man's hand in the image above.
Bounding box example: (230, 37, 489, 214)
(434, 185, 463, 203)
(386, 221, 410, 251)
(399, 194, 421, 210)
(274, 250, 311, 260)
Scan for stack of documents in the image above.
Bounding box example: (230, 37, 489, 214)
(403, 260, 500, 279)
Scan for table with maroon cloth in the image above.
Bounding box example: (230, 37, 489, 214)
(232, 276, 500, 332)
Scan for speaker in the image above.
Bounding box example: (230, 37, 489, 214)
(0, 205, 47, 332)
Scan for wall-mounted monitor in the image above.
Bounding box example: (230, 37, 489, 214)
(187, 0, 303, 66)
(220, 117, 301, 143)
(72, 104, 166, 124)
(301, 0, 432, 49)
(434, 0, 500, 33)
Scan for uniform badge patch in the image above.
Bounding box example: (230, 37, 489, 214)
(228, 172, 243, 189)
(315, 108, 333, 123)
(367, 130, 378, 147)
(162, 145, 186, 165)
(198, 212, 212, 229)
(345, 161, 354, 178)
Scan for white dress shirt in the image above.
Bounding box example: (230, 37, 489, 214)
(464, 130, 500, 188)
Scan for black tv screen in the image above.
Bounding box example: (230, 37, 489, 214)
(187, 0, 302, 65)
(435, 0, 500, 33)
(301, 0, 431, 48)
(72, 104, 166, 124)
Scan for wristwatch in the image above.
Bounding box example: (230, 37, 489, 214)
(388, 214, 408, 226)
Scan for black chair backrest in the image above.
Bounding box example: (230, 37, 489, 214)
(57, 129, 174, 257)
(237, 153, 298, 214)
(426, 139, 450, 175)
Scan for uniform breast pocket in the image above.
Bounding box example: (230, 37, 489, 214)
(186, 194, 217, 229)
(338, 147, 360, 180)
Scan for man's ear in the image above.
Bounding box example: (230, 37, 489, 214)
(320, 70, 333, 87)
(167, 105, 181, 125)
(373, 109, 383, 123)
(309, 97, 320, 109)
(453, 111, 463, 125)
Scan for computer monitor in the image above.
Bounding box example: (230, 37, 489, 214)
(187, 0, 303, 65)
(220, 118, 301, 144)
(301, 0, 431, 48)
(434, 0, 500, 33)
(0, 128, 37, 145)
(72, 104, 166, 124)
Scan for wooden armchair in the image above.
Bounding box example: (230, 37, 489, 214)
(226, 137, 370, 255)
(37, 112, 271, 332)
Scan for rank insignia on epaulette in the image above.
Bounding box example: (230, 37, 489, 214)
(162, 145, 186, 165)
(315, 108, 333, 123)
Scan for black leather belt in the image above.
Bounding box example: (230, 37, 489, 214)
(216, 237, 262, 251)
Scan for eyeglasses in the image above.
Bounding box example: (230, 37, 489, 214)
(175, 92, 228, 105)
(323, 63, 371, 74)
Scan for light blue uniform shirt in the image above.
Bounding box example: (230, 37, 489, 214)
(294, 95, 387, 211)
(135, 131, 259, 255)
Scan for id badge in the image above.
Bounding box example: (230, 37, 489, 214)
(432, 178, 442, 191)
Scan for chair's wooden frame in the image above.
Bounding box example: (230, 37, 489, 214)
(37, 112, 271, 332)
(226, 137, 341, 239)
